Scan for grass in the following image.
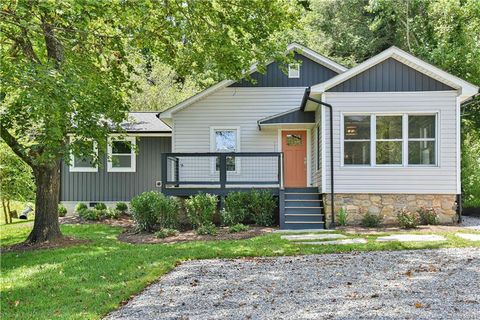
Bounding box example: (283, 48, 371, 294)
(1, 223, 480, 320)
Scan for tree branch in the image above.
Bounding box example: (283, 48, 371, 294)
(0, 125, 34, 168)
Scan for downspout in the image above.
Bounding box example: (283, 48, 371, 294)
(300, 87, 336, 229)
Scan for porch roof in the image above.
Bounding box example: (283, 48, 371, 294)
(257, 108, 315, 130)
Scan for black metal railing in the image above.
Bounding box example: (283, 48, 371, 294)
(161, 152, 283, 190)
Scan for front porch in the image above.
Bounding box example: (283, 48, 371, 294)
(160, 152, 325, 229)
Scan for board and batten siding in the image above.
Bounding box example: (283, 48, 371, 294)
(322, 91, 458, 194)
(172, 87, 317, 184)
(61, 137, 171, 201)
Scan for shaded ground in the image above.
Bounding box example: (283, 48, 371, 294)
(118, 226, 274, 244)
(105, 248, 480, 320)
(1, 236, 89, 252)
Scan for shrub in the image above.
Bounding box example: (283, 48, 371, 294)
(185, 193, 217, 229)
(196, 223, 217, 235)
(155, 228, 179, 239)
(94, 203, 107, 210)
(229, 223, 249, 233)
(131, 191, 180, 232)
(75, 202, 88, 213)
(79, 208, 101, 221)
(361, 212, 382, 228)
(397, 209, 419, 229)
(417, 207, 439, 225)
(222, 192, 249, 226)
(247, 189, 276, 226)
(337, 207, 347, 226)
(58, 204, 67, 217)
(104, 208, 120, 219)
(115, 202, 128, 214)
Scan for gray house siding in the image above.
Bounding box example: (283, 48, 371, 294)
(230, 53, 339, 87)
(61, 137, 171, 202)
(328, 58, 454, 92)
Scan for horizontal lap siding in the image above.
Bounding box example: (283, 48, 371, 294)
(60, 137, 171, 201)
(323, 91, 458, 194)
(173, 87, 307, 183)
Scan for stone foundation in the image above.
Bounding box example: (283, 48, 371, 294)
(323, 194, 458, 227)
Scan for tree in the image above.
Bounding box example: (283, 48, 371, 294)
(0, 0, 302, 243)
(0, 142, 35, 224)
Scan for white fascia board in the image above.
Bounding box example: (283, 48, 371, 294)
(287, 43, 348, 74)
(310, 46, 479, 103)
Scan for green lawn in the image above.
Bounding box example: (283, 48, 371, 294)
(1, 223, 480, 320)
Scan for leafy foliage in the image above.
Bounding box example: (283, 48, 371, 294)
(155, 228, 179, 239)
(196, 223, 218, 236)
(115, 202, 129, 214)
(397, 209, 420, 229)
(78, 208, 101, 221)
(417, 207, 439, 225)
(130, 191, 180, 232)
(58, 204, 67, 217)
(229, 223, 249, 233)
(222, 192, 249, 226)
(361, 212, 382, 228)
(247, 190, 276, 227)
(75, 203, 88, 213)
(94, 203, 107, 211)
(337, 207, 348, 226)
(185, 193, 218, 229)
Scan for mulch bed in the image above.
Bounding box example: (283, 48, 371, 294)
(60, 214, 133, 228)
(118, 226, 274, 244)
(2, 236, 90, 253)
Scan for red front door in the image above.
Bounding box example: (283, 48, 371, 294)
(282, 130, 307, 187)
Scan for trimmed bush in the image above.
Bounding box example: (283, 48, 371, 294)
(115, 202, 128, 214)
(75, 202, 88, 213)
(417, 207, 439, 225)
(397, 209, 419, 229)
(222, 192, 249, 226)
(361, 212, 382, 228)
(185, 193, 217, 229)
(196, 223, 217, 235)
(247, 189, 276, 226)
(104, 208, 120, 219)
(79, 208, 101, 221)
(337, 207, 347, 226)
(58, 204, 67, 217)
(229, 223, 249, 233)
(155, 228, 179, 239)
(94, 203, 107, 210)
(131, 191, 180, 232)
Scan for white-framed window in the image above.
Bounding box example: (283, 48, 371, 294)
(408, 115, 437, 165)
(342, 113, 437, 167)
(69, 138, 98, 172)
(210, 127, 240, 172)
(288, 63, 300, 78)
(107, 136, 136, 172)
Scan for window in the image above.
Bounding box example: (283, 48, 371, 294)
(288, 63, 300, 78)
(376, 116, 403, 165)
(69, 138, 98, 172)
(342, 113, 437, 167)
(107, 136, 136, 172)
(286, 134, 302, 146)
(211, 127, 239, 172)
(408, 115, 436, 165)
(343, 115, 371, 165)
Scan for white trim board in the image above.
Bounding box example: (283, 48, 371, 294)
(310, 46, 479, 103)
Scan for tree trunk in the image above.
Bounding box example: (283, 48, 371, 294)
(2, 199, 9, 224)
(27, 161, 63, 243)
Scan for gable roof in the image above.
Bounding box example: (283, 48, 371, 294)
(311, 46, 479, 102)
(159, 43, 347, 120)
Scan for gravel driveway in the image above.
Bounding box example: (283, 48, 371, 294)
(105, 248, 480, 320)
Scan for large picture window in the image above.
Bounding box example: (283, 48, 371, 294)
(343, 113, 437, 167)
(107, 136, 136, 172)
(343, 115, 371, 165)
(211, 127, 239, 172)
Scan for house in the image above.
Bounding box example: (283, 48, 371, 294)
(61, 43, 479, 229)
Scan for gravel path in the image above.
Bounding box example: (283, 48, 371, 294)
(461, 215, 480, 230)
(105, 248, 480, 320)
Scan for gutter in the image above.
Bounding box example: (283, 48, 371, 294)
(300, 87, 336, 229)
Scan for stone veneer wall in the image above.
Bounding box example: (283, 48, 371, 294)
(323, 194, 458, 226)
